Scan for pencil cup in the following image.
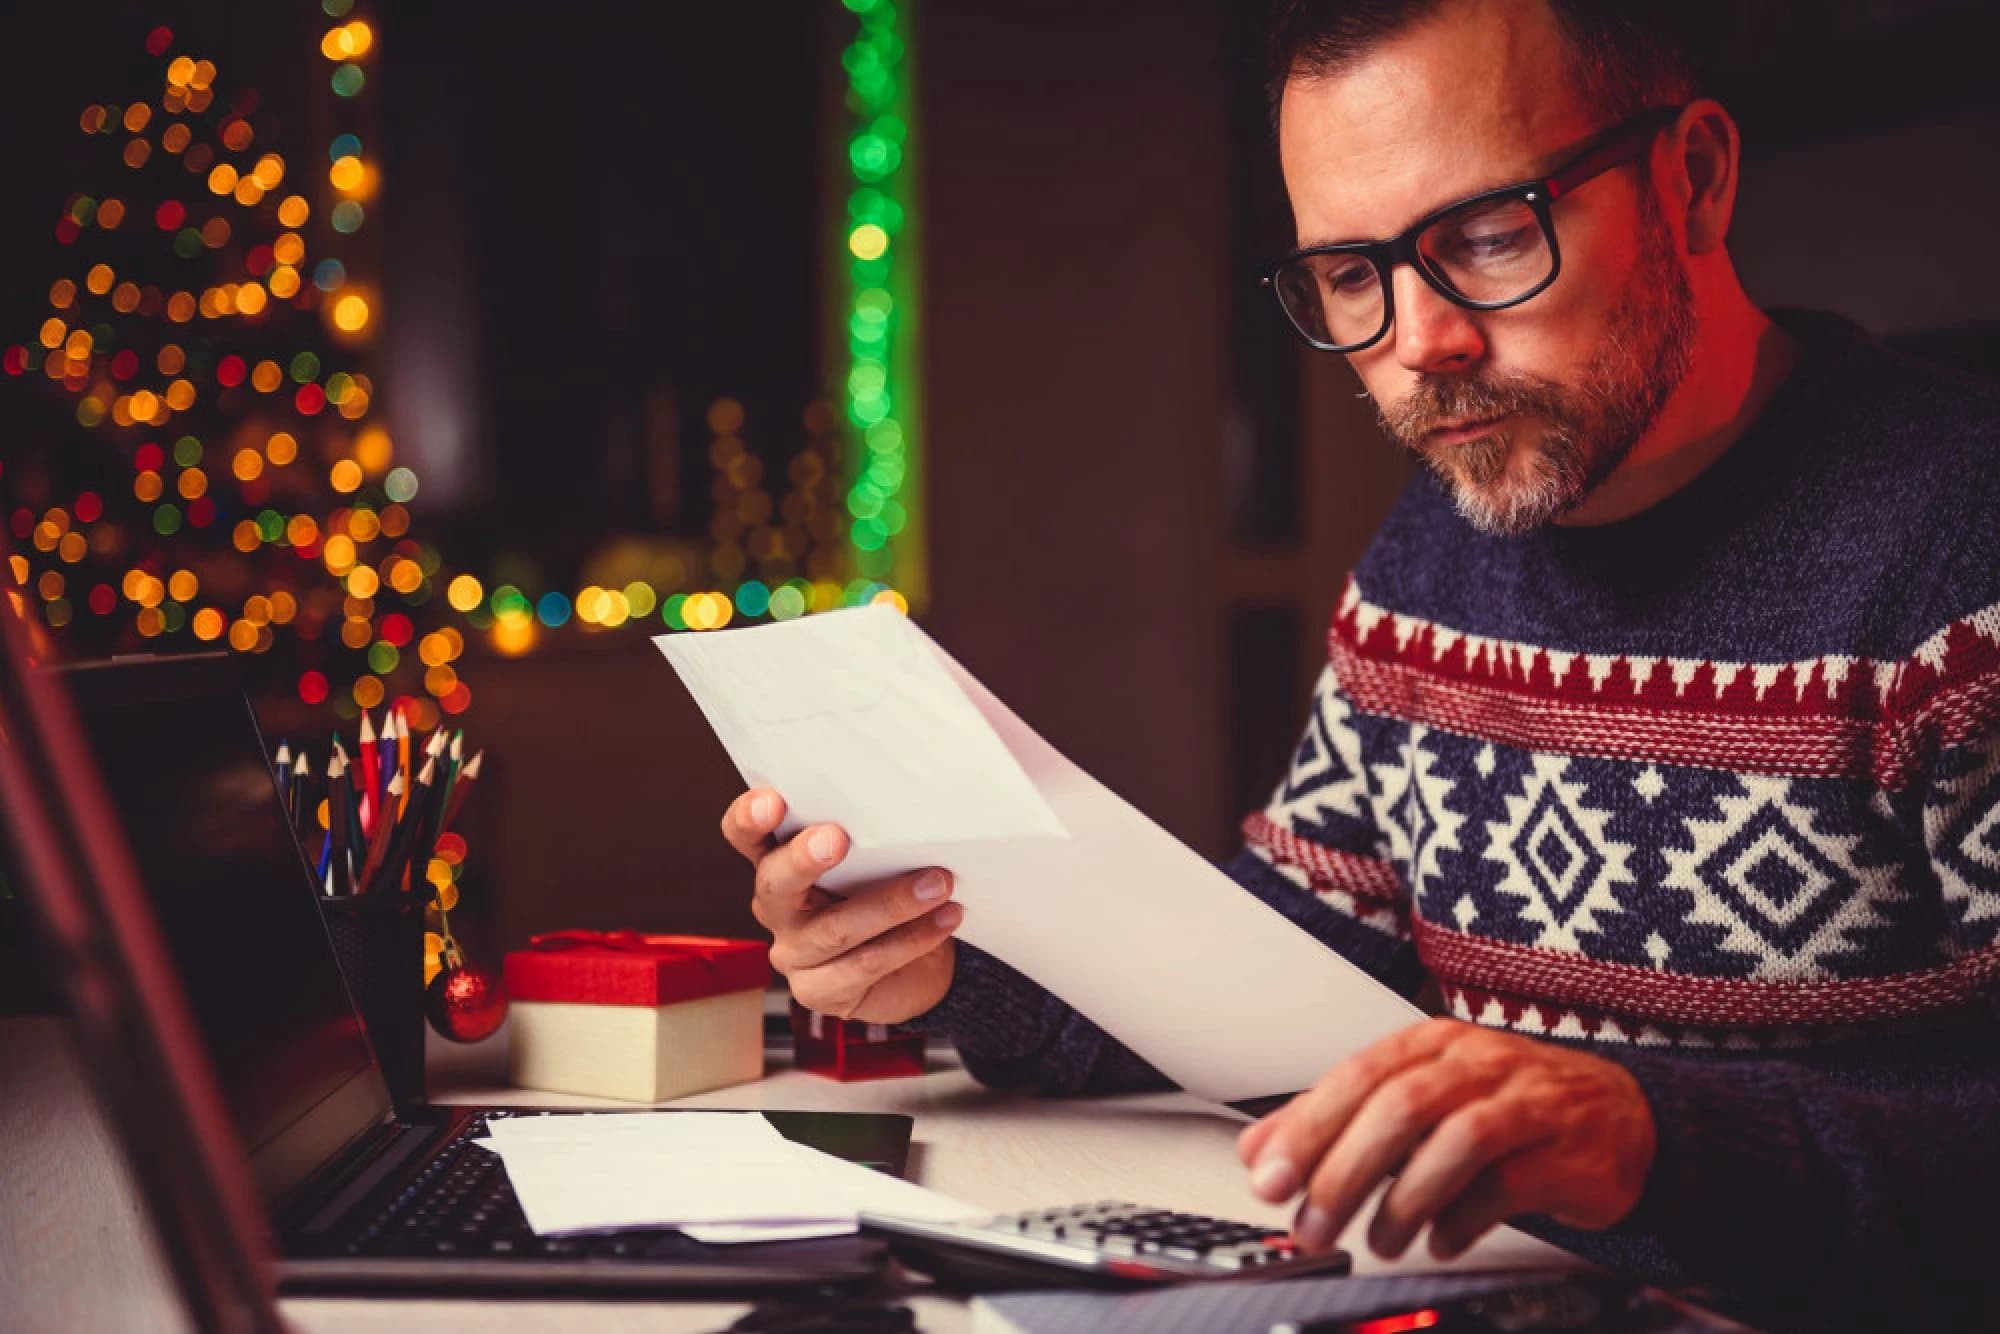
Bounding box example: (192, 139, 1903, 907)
(320, 894, 427, 1105)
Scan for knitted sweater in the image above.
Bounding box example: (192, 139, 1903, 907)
(910, 311, 2000, 1329)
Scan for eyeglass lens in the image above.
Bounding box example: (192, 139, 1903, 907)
(1274, 194, 1553, 350)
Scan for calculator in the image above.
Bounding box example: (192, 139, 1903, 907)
(858, 1201, 1352, 1286)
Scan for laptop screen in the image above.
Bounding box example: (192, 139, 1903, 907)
(62, 659, 387, 1196)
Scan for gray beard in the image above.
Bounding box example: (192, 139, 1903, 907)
(1376, 187, 1699, 536)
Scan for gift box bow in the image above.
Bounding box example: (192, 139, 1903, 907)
(504, 930, 770, 1006)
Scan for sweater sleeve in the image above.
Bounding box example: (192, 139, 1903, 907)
(905, 663, 1425, 1094)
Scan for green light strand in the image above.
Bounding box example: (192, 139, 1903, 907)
(839, 0, 920, 605)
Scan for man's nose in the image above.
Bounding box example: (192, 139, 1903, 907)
(1388, 265, 1486, 376)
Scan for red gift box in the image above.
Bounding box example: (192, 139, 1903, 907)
(501, 931, 771, 1102)
(503, 931, 770, 1005)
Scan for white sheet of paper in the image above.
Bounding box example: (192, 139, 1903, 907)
(471, 1112, 983, 1237)
(655, 607, 1424, 1103)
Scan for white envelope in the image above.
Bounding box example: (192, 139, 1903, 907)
(656, 607, 1421, 1103)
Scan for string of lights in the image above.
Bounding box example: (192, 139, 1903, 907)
(4, 3, 923, 723)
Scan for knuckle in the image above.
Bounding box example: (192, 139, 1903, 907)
(807, 914, 854, 958)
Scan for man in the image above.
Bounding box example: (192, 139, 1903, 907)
(720, 0, 2000, 1324)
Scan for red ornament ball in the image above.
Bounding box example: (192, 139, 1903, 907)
(425, 959, 508, 1043)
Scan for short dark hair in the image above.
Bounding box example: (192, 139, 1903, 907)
(1266, 0, 1700, 128)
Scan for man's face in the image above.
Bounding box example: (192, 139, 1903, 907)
(1277, 0, 1696, 534)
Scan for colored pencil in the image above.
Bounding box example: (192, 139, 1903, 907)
(438, 749, 482, 837)
(327, 752, 352, 896)
(356, 711, 380, 836)
(395, 710, 412, 821)
(358, 771, 402, 892)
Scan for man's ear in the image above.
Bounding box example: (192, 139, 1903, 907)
(1671, 100, 1740, 256)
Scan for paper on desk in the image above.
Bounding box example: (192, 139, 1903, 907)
(472, 1111, 983, 1238)
(656, 608, 1425, 1104)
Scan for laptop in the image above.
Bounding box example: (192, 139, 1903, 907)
(30, 652, 912, 1296)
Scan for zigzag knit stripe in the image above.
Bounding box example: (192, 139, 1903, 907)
(1240, 811, 1403, 907)
(1329, 579, 2000, 790)
(1415, 918, 2000, 1030)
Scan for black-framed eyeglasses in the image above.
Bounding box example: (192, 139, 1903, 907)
(1261, 105, 1684, 353)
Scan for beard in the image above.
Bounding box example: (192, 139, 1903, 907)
(1374, 185, 1698, 536)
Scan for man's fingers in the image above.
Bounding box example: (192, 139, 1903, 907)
(751, 822, 850, 930)
(1366, 1099, 1551, 1258)
(789, 903, 965, 1017)
(769, 868, 956, 974)
(1246, 1018, 1462, 1205)
(1289, 1054, 1498, 1254)
(720, 788, 786, 862)
(1426, 1152, 1548, 1260)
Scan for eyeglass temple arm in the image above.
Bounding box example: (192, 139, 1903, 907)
(1543, 105, 1683, 202)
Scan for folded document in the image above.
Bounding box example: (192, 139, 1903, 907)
(474, 1111, 982, 1242)
(656, 607, 1423, 1104)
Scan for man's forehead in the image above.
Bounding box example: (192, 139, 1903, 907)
(1276, 0, 1595, 246)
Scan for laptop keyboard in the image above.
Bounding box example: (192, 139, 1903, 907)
(344, 1112, 715, 1262)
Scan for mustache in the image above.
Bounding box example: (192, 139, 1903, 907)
(1375, 370, 1575, 451)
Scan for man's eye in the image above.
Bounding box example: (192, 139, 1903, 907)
(1321, 262, 1378, 295)
(1447, 227, 1534, 263)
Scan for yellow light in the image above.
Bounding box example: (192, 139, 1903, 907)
(848, 223, 889, 260)
(134, 471, 163, 502)
(176, 467, 207, 500)
(167, 292, 196, 323)
(353, 676, 386, 710)
(269, 265, 301, 300)
(37, 571, 63, 601)
(277, 195, 310, 228)
(228, 618, 258, 652)
(233, 447, 263, 481)
(492, 611, 536, 657)
(192, 608, 224, 640)
(243, 595, 272, 626)
(269, 591, 297, 624)
(58, 532, 86, 563)
(321, 26, 353, 60)
(49, 279, 76, 308)
(190, 60, 216, 91)
(389, 560, 423, 595)
(168, 570, 198, 602)
(40, 318, 68, 349)
(379, 504, 410, 537)
(208, 163, 239, 196)
(136, 607, 165, 638)
(329, 155, 364, 192)
(167, 56, 195, 87)
(424, 664, 458, 698)
(323, 534, 357, 574)
(347, 566, 381, 599)
(111, 281, 140, 312)
(265, 431, 298, 465)
(355, 426, 393, 473)
(65, 329, 94, 359)
(273, 232, 306, 265)
(232, 520, 261, 552)
(330, 459, 363, 493)
(600, 591, 631, 629)
(348, 509, 381, 542)
(85, 264, 114, 295)
(162, 124, 191, 154)
(252, 360, 284, 393)
(345, 21, 375, 56)
(234, 282, 269, 317)
(252, 154, 285, 189)
(332, 293, 370, 332)
(123, 103, 151, 133)
(165, 379, 196, 411)
(446, 575, 483, 613)
(286, 514, 319, 547)
(97, 199, 126, 229)
(341, 616, 373, 649)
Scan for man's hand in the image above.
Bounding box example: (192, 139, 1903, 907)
(720, 787, 961, 1025)
(1237, 1018, 1656, 1261)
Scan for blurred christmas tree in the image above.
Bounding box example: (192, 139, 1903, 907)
(1, 12, 474, 725)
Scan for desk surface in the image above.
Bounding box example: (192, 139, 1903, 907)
(3, 1016, 1575, 1333)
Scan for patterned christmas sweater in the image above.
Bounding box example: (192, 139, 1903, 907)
(912, 311, 2000, 1327)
